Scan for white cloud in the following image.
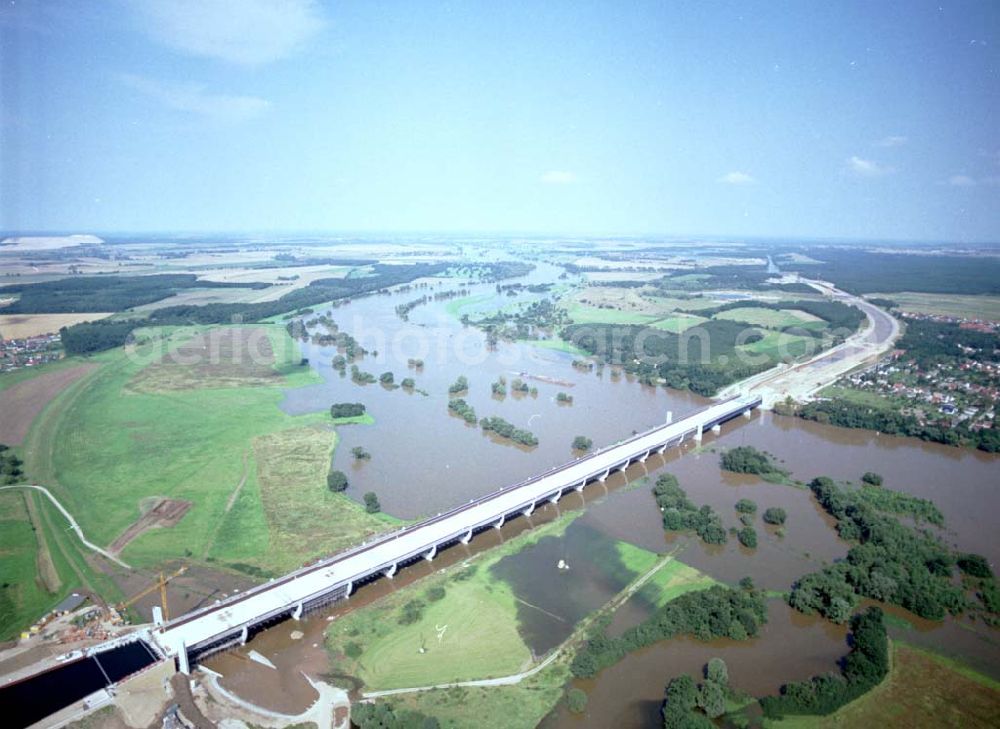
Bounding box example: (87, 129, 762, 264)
(540, 171, 578, 185)
(875, 135, 908, 148)
(131, 0, 325, 66)
(847, 156, 892, 177)
(717, 171, 755, 185)
(947, 175, 977, 187)
(122, 74, 271, 123)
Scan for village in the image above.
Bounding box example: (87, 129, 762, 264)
(0, 333, 63, 373)
(835, 311, 999, 431)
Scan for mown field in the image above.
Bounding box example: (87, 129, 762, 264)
(0, 313, 112, 339)
(870, 292, 1000, 321)
(714, 307, 825, 331)
(327, 516, 582, 691)
(766, 642, 1000, 728)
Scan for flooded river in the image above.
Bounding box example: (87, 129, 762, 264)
(206, 263, 998, 725)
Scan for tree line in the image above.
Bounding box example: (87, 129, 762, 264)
(570, 584, 767, 679)
(760, 607, 888, 718)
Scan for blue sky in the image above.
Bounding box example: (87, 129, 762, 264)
(1, 0, 997, 241)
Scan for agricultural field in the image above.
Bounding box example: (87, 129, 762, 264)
(869, 292, 1000, 321)
(0, 363, 97, 444)
(713, 307, 825, 331)
(768, 643, 1000, 728)
(0, 313, 112, 339)
(650, 313, 709, 333)
(128, 287, 266, 313)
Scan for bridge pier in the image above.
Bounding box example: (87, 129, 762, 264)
(523, 502, 535, 517)
(743, 409, 751, 419)
(345, 581, 353, 597)
(549, 492, 560, 505)
(598, 469, 610, 482)
(616, 461, 628, 473)
(638, 450, 650, 463)
(694, 424, 703, 442)
(292, 602, 303, 620)
(666, 410, 673, 424)
(240, 626, 248, 645)
(424, 545, 437, 561)
(460, 529, 473, 545)
(178, 640, 190, 675)
(711, 424, 721, 435)
(494, 514, 505, 529)
(574, 480, 585, 492)
(384, 563, 398, 578)
(656, 444, 666, 455)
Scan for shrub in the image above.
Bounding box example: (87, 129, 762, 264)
(737, 526, 758, 549)
(327, 470, 349, 492)
(426, 586, 446, 602)
(572, 435, 593, 451)
(763, 507, 787, 525)
(344, 642, 362, 659)
(861, 472, 883, 486)
(957, 553, 993, 579)
(566, 688, 588, 714)
(735, 498, 757, 514)
(364, 491, 381, 514)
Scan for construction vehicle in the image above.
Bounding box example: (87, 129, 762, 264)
(117, 566, 187, 622)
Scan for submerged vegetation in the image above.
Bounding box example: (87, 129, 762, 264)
(479, 416, 538, 446)
(789, 477, 996, 623)
(719, 446, 788, 481)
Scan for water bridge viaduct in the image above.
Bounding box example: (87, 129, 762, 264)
(151, 394, 761, 671)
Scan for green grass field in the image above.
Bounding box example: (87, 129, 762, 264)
(519, 338, 591, 357)
(615, 541, 718, 607)
(764, 642, 1000, 728)
(18, 323, 392, 578)
(563, 300, 661, 326)
(817, 385, 898, 409)
(328, 515, 583, 690)
(739, 331, 818, 360)
(0, 491, 57, 639)
(445, 293, 498, 319)
(386, 662, 570, 729)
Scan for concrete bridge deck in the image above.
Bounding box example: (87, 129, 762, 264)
(150, 394, 761, 667)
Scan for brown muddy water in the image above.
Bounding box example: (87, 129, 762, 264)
(205, 264, 998, 725)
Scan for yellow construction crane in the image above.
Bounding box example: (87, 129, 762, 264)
(118, 565, 187, 621)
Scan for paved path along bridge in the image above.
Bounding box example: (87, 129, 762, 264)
(150, 394, 761, 671)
